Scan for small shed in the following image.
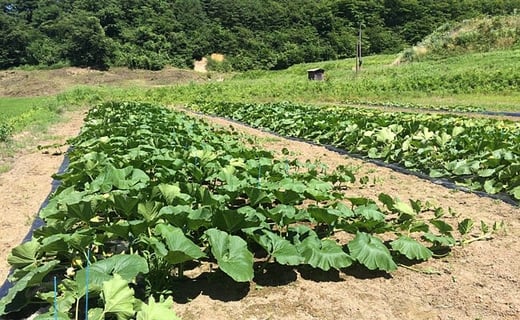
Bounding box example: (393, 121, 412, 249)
(307, 68, 325, 81)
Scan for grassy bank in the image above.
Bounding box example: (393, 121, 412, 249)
(0, 97, 65, 136)
(56, 49, 520, 112)
(0, 97, 72, 172)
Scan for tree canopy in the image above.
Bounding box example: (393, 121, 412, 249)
(1, 0, 518, 70)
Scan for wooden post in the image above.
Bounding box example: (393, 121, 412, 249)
(356, 22, 362, 73)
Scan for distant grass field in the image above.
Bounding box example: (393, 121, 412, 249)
(56, 49, 520, 112)
(0, 96, 63, 136)
(0, 97, 47, 119)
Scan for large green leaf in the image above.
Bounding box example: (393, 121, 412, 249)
(308, 206, 341, 225)
(390, 236, 433, 260)
(375, 127, 396, 143)
(112, 192, 140, 217)
(87, 308, 104, 320)
(205, 228, 254, 282)
(154, 224, 206, 264)
(66, 199, 96, 222)
(354, 205, 386, 222)
(457, 218, 474, 235)
(33, 312, 70, 320)
(75, 254, 148, 295)
(348, 232, 397, 272)
(272, 189, 303, 204)
(88, 274, 136, 320)
(422, 233, 456, 247)
(212, 207, 264, 233)
(512, 186, 520, 200)
(245, 187, 272, 207)
(244, 228, 303, 266)
(7, 239, 41, 269)
(0, 260, 59, 316)
(99, 274, 136, 320)
(393, 200, 416, 216)
(298, 236, 352, 271)
(91, 165, 149, 192)
(264, 205, 307, 227)
(136, 296, 180, 320)
(158, 183, 191, 205)
(187, 206, 213, 230)
(137, 201, 163, 222)
(34, 289, 76, 320)
(40, 232, 94, 253)
(304, 179, 334, 201)
(483, 179, 502, 194)
(430, 219, 453, 235)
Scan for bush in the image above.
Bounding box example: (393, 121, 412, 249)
(0, 121, 13, 142)
(126, 52, 167, 71)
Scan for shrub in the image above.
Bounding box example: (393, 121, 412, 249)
(0, 121, 13, 142)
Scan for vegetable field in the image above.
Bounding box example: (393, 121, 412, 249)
(192, 101, 520, 203)
(0, 101, 492, 319)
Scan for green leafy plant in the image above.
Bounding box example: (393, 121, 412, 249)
(191, 101, 520, 202)
(0, 121, 13, 142)
(0, 101, 482, 318)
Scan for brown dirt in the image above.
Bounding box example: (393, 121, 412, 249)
(0, 110, 86, 280)
(0, 67, 207, 97)
(194, 58, 208, 73)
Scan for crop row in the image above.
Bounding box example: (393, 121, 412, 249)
(191, 101, 520, 202)
(1, 102, 480, 319)
(343, 99, 484, 113)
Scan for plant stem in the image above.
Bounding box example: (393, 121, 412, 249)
(398, 263, 442, 275)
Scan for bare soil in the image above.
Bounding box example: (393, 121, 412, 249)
(0, 68, 518, 320)
(0, 110, 86, 280)
(0, 67, 207, 97)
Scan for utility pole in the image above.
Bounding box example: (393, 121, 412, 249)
(356, 22, 362, 73)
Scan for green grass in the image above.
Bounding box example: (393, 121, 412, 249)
(0, 96, 71, 159)
(0, 97, 48, 119)
(55, 49, 520, 112)
(398, 15, 520, 63)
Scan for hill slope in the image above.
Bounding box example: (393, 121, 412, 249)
(397, 15, 520, 63)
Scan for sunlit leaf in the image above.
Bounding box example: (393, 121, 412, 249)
(298, 236, 352, 271)
(137, 296, 180, 320)
(155, 224, 206, 264)
(205, 228, 254, 282)
(391, 236, 433, 260)
(101, 274, 136, 320)
(348, 232, 397, 272)
(458, 218, 474, 235)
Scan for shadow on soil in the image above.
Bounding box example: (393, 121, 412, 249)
(172, 270, 251, 304)
(171, 261, 396, 304)
(298, 265, 345, 282)
(342, 264, 393, 280)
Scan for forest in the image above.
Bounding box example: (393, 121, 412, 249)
(1, 0, 519, 71)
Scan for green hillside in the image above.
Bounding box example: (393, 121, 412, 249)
(398, 14, 520, 62)
(1, 0, 519, 71)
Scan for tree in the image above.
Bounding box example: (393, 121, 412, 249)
(0, 12, 30, 68)
(61, 12, 114, 70)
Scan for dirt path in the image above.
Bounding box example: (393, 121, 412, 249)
(0, 110, 86, 280)
(0, 108, 518, 320)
